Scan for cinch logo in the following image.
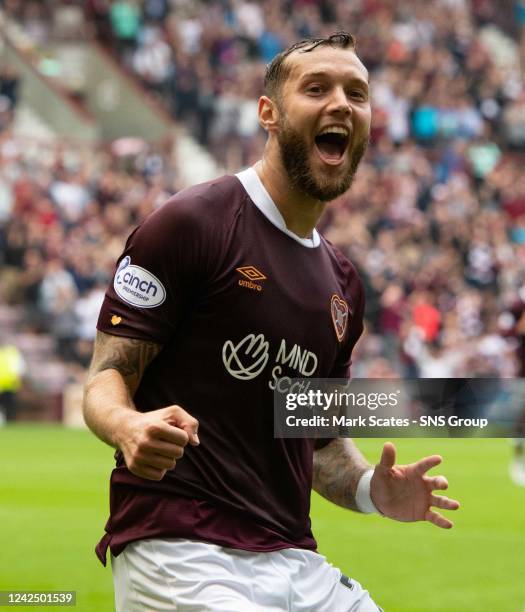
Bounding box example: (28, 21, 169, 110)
(236, 266, 266, 292)
(114, 256, 166, 309)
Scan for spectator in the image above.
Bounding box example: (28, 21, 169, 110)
(0, 342, 26, 423)
(132, 25, 173, 97)
(0, 64, 20, 110)
(109, 0, 141, 63)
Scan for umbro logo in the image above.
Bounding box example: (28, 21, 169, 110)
(236, 266, 266, 292)
(237, 266, 266, 281)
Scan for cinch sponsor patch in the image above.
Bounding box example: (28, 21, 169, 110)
(113, 256, 166, 308)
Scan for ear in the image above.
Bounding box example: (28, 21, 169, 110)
(258, 95, 279, 132)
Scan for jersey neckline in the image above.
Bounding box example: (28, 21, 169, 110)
(235, 167, 321, 249)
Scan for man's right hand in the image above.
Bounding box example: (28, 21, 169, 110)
(115, 405, 200, 481)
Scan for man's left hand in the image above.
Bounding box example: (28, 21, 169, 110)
(370, 442, 460, 528)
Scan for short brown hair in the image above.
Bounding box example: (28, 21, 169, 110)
(264, 32, 357, 101)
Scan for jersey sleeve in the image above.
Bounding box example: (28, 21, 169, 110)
(97, 194, 218, 344)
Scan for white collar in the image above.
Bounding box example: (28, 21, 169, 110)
(235, 167, 320, 249)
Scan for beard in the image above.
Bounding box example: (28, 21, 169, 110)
(276, 114, 368, 202)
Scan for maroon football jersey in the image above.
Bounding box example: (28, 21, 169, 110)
(95, 168, 365, 565)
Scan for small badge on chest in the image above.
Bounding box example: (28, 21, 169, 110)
(331, 294, 349, 342)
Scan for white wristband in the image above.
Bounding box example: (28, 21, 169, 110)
(356, 469, 379, 514)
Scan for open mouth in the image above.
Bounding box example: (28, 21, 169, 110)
(314, 127, 349, 164)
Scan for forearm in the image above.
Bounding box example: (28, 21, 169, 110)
(82, 331, 162, 449)
(82, 331, 199, 481)
(83, 368, 137, 449)
(312, 438, 372, 511)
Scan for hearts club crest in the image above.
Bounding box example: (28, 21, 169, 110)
(331, 294, 349, 342)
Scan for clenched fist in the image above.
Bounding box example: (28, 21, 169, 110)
(115, 405, 199, 480)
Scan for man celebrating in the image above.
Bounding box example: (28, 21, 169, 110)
(84, 32, 459, 611)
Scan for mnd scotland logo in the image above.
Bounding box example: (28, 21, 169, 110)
(114, 256, 166, 308)
(222, 333, 270, 380)
(222, 332, 318, 388)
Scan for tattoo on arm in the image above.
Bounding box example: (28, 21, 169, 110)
(87, 331, 162, 396)
(312, 439, 371, 511)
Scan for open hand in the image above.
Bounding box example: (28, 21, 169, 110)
(370, 442, 460, 528)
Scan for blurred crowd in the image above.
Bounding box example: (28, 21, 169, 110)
(4, 0, 522, 163)
(0, 132, 181, 375)
(1, 0, 525, 416)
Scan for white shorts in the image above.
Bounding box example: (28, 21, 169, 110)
(111, 538, 382, 611)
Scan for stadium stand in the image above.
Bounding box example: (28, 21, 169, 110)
(0, 0, 524, 421)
